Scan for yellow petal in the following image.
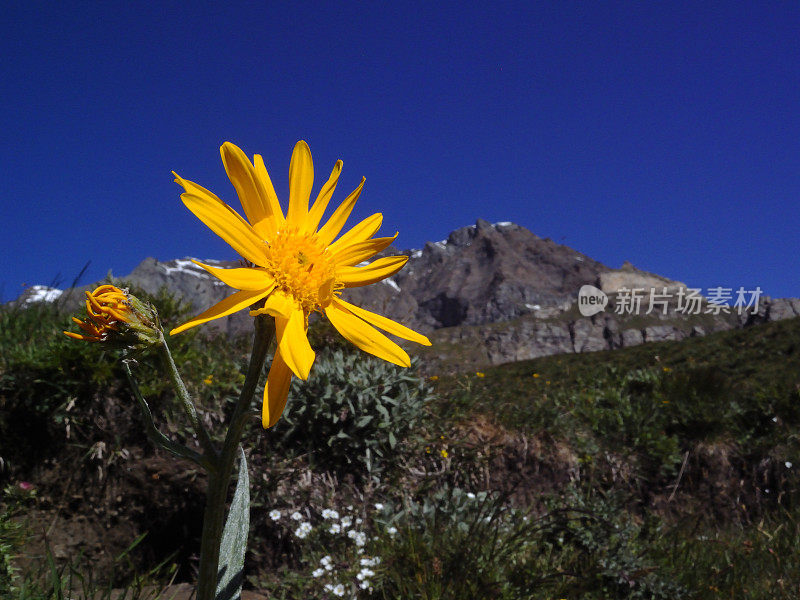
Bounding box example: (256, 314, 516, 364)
(306, 160, 343, 233)
(276, 310, 315, 380)
(180, 192, 267, 266)
(64, 331, 96, 341)
(173, 172, 225, 205)
(170, 288, 272, 335)
(253, 153, 285, 233)
(249, 290, 295, 319)
(333, 297, 431, 346)
(191, 260, 275, 291)
(220, 142, 274, 238)
(325, 303, 410, 367)
(327, 213, 382, 256)
(263, 351, 292, 428)
(336, 255, 409, 288)
(330, 234, 398, 267)
(316, 178, 365, 245)
(287, 140, 313, 227)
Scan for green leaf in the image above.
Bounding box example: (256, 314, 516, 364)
(216, 447, 249, 600)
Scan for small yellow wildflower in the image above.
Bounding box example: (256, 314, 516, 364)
(203, 375, 214, 385)
(429, 375, 439, 381)
(532, 373, 539, 378)
(170, 141, 431, 428)
(662, 366, 672, 373)
(64, 285, 132, 342)
(439, 449, 448, 458)
(475, 372, 485, 378)
(545, 380, 551, 385)
(64, 285, 159, 347)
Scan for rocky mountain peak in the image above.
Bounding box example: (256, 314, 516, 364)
(363, 220, 611, 329)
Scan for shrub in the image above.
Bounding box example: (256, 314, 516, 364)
(269, 349, 432, 479)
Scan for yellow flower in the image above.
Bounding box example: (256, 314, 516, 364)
(64, 285, 133, 342)
(439, 448, 448, 458)
(65, 285, 160, 347)
(203, 375, 214, 385)
(170, 141, 431, 428)
(429, 375, 439, 381)
(532, 373, 539, 378)
(475, 372, 485, 378)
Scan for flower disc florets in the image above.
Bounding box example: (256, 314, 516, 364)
(263, 227, 339, 314)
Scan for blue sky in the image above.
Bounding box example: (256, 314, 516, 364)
(2, 2, 798, 301)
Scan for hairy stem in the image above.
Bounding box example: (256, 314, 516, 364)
(196, 315, 274, 600)
(123, 360, 212, 470)
(157, 332, 218, 459)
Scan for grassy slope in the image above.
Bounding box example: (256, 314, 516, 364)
(4, 291, 800, 599)
(434, 315, 800, 434)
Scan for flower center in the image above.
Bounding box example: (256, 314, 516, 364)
(263, 228, 338, 313)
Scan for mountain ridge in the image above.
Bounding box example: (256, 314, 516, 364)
(18, 219, 800, 371)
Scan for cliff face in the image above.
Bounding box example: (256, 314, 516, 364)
(30, 220, 799, 371)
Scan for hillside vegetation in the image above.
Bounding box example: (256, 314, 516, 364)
(2, 287, 800, 599)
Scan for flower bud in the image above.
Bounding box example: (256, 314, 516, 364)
(64, 285, 161, 348)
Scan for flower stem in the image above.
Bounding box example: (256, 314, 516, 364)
(157, 332, 218, 459)
(196, 315, 274, 600)
(123, 359, 212, 471)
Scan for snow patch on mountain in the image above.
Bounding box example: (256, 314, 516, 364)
(24, 285, 63, 304)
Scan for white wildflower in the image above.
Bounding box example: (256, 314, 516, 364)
(269, 509, 281, 521)
(290, 511, 303, 521)
(357, 568, 375, 580)
(341, 516, 353, 528)
(294, 522, 313, 539)
(312, 568, 325, 578)
(322, 508, 340, 520)
(374, 503, 384, 511)
(332, 583, 345, 597)
(387, 526, 398, 536)
(328, 523, 341, 534)
(786, 461, 793, 468)
(466, 492, 476, 499)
